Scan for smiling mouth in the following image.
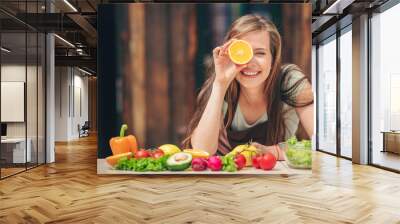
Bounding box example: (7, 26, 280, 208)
(240, 70, 260, 77)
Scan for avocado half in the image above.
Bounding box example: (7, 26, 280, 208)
(166, 152, 193, 171)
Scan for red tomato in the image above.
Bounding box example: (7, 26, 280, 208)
(135, 149, 150, 159)
(259, 152, 277, 170)
(252, 155, 262, 169)
(234, 154, 246, 170)
(152, 149, 164, 159)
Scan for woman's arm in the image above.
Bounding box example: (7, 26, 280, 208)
(251, 105, 314, 161)
(296, 104, 314, 138)
(191, 41, 246, 155)
(295, 83, 314, 138)
(191, 83, 226, 155)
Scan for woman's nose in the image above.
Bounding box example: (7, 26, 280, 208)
(246, 55, 258, 66)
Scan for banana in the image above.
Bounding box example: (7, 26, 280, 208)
(228, 144, 260, 166)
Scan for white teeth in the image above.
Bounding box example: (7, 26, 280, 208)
(242, 71, 258, 76)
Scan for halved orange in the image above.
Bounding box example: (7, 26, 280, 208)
(228, 40, 253, 65)
(106, 152, 133, 166)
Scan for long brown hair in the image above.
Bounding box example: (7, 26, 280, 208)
(182, 14, 312, 148)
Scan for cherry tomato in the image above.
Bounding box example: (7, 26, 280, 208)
(252, 155, 262, 169)
(259, 152, 277, 170)
(135, 149, 150, 159)
(234, 154, 246, 170)
(152, 149, 165, 159)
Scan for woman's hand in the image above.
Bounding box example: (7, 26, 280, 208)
(212, 39, 247, 89)
(251, 142, 284, 161)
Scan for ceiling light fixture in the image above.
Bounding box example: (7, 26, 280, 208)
(1, 47, 11, 53)
(78, 67, 92, 76)
(63, 0, 78, 12)
(54, 34, 75, 48)
(322, 0, 354, 15)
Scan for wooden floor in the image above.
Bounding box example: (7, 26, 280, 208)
(1, 167, 26, 178)
(372, 150, 400, 171)
(1, 163, 45, 178)
(0, 135, 400, 224)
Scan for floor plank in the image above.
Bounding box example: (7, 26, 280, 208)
(372, 151, 400, 171)
(0, 135, 399, 223)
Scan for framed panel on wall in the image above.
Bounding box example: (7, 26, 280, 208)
(1, 82, 25, 122)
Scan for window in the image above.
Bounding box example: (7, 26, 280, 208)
(339, 27, 352, 158)
(317, 35, 337, 154)
(0, 1, 47, 179)
(371, 3, 400, 171)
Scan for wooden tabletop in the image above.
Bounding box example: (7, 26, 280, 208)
(381, 131, 400, 134)
(97, 159, 311, 175)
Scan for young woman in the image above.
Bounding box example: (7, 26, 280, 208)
(183, 14, 314, 160)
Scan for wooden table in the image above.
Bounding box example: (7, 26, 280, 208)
(381, 131, 400, 154)
(97, 159, 311, 175)
(1, 137, 32, 164)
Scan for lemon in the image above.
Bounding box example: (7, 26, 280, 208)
(158, 144, 181, 155)
(183, 149, 210, 159)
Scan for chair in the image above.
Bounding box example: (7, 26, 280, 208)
(78, 121, 90, 138)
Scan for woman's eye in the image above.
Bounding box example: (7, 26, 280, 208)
(256, 52, 266, 55)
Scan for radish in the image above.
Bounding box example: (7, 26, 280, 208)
(207, 156, 222, 171)
(191, 158, 208, 171)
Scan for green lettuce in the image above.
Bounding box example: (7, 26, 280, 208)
(115, 155, 169, 172)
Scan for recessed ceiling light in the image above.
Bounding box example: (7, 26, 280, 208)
(63, 0, 78, 12)
(78, 67, 92, 76)
(54, 34, 75, 48)
(1, 47, 11, 53)
(322, 0, 354, 15)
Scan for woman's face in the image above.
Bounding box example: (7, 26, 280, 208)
(234, 30, 272, 89)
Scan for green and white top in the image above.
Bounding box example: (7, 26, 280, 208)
(222, 69, 308, 140)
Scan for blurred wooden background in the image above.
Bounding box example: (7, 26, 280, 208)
(121, 4, 311, 148)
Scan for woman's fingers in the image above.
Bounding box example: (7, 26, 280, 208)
(251, 142, 266, 151)
(250, 143, 282, 159)
(214, 39, 240, 60)
(215, 38, 238, 58)
(213, 46, 221, 59)
(219, 46, 226, 57)
(222, 38, 237, 49)
(213, 46, 228, 59)
(221, 38, 237, 55)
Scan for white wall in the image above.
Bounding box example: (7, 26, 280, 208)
(1, 63, 46, 163)
(55, 67, 69, 141)
(1, 65, 38, 137)
(55, 67, 89, 141)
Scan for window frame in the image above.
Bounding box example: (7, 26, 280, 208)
(314, 20, 353, 161)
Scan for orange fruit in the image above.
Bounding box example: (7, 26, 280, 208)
(106, 152, 133, 166)
(228, 40, 253, 65)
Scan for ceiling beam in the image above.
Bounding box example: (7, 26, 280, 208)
(322, 0, 356, 14)
(67, 13, 97, 47)
(55, 55, 96, 71)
